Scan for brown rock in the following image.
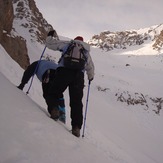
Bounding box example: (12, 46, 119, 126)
(0, 0, 29, 69)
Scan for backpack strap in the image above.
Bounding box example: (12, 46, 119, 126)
(58, 42, 71, 63)
(62, 42, 72, 55)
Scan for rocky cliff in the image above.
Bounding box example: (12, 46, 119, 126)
(0, 0, 28, 69)
(0, 0, 58, 70)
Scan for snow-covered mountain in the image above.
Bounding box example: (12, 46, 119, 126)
(88, 24, 163, 54)
(0, 0, 163, 163)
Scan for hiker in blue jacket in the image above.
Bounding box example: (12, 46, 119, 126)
(17, 60, 66, 123)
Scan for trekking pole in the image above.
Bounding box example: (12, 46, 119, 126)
(82, 80, 91, 138)
(26, 46, 47, 94)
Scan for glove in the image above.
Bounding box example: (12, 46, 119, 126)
(48, 30, 55, 37)
(89, 78, 93, 84)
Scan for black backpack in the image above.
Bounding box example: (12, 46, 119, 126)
(61, 41, 87, 70)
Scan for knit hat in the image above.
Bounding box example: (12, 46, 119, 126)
(74, 36, 84, 41)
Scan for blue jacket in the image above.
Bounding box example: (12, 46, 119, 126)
(36, 60, 58, 81)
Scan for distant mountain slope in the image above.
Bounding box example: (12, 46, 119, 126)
(88, 24, 163, 54)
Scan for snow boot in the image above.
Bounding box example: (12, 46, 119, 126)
(72, 126, 80, 137)
(50, 107, 59, 121)
(59, 118, 65, 124)
(17, 83, 24, 90)
(59, 114, 66, 124)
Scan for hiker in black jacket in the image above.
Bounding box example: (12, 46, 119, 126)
(45, 31, 95, 137)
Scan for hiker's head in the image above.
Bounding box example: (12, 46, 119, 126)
(74, 36, 84, 42)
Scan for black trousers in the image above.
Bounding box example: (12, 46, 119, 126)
(46, 67, 84, 129)
(21, 61, 38, 85)
(42, 69, 65, 114)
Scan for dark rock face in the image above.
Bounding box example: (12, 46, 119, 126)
(0, 0, 29, 69)
(0, 0, 58, 70)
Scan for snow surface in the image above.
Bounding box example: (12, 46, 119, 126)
(0, 39, 163, 163)
(1, 1, 163, 162)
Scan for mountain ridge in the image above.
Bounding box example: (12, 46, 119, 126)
(88, 24, 163, 54)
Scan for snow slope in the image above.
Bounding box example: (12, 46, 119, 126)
(0, 71, 112, 163)
(0, 41, 163, 163)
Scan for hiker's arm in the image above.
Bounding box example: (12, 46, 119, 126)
(46, 36, 69, 51)
(85, 52, 95, 81)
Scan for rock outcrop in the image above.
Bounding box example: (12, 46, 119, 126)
(88, 24, 163, 53)
(153, 30, 163, 51)
(0, 0, 29, 69)
(0, 0, 58, 70)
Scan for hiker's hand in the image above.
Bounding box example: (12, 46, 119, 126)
(48, 30, 55, 37)
(89, 78, 93, 84)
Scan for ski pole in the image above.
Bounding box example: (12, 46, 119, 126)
(82, 80, 91, 138)
(26, 46, 47, 94)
